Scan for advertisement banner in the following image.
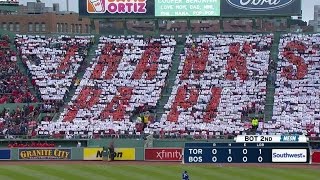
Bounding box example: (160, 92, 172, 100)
(145, 148, 183, 161)
(155, 0, 220, 17)
(79, 0, 155, 17)
(18, 148, 71, 160)
(83, 148, 135, 160)
(221, 0, 301, 16)
(312, 151, 320, 163)
(272, 149, 307, 163)
(0, 149, 11, 160)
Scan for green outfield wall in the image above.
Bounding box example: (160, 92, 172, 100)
(0, 138, 319, 162)
(4, 147, 145, 161)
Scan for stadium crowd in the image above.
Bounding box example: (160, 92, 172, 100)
(270, 34, 320, 136)
(34, 35, 176, 138)
(0, 105, 40, 138)
(15, 35, 93, 101)
(0, 35, 36, 104)
(0, 33, 319, 139)
(160, 34, 272, 137)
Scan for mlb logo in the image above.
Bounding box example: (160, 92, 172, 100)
(87, 0, 106, 13)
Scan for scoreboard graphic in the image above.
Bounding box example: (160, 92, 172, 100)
(184, 135, 310, 164)
(79, 0, 301, 17)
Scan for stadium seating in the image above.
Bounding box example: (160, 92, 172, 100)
(36, 35, 176, 137)
(157, 34, 273, 136)
(7, 33, 320, 139)
(271, 34, 320, 136)
(0, 105, 40, 137)
(15, 35, 93, 101)
(0, 35, 36, 104)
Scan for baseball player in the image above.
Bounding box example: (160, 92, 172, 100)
(108, 140, 115, 161)
(182, 171, 189, 180)
(102, 146, 109, 162)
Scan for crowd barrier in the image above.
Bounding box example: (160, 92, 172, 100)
(0, 148, 319, 164)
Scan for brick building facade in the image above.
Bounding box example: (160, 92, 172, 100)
(0, 12, 99, 34)
(0, 2, 99, 34)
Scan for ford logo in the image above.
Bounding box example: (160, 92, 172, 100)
(227, 0, 295, 11)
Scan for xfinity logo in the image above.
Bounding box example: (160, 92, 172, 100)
(156, 150, 183, 160)
(227, 0, 295, 11)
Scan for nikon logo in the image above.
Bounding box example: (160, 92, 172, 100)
(96, 150, 123, 158)
(226, 0, 294, 11)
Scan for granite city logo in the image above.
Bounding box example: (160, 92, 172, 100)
(226, 0, 294, 11)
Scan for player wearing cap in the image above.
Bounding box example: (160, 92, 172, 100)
(182, 171, 189, 180)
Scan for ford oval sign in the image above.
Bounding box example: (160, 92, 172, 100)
(226, 0, 295, 11)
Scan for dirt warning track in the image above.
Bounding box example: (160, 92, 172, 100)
(0, 161, 318, 169)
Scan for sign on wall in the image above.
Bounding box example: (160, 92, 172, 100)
(0, 149, 11, 160)
(18, 148, 71, 160)
(272, 149, 307, 163)
(79, 0, 301, 17)
(83, 148, 136, 160)
(221, 0, 301, 16)
(145, 148, 183, 161)
(79, 0, 155, 17)
(312, 151, 320, 164)
(155, 0, 220, 17)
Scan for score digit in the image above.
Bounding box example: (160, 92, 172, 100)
(228, 149, 231, 154)
(243, 156, 248, 162)
(212, 156, 217, 162)
(243, 149, 247, 154)
(212, 149, 217, 155)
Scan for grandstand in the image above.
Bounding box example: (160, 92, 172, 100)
(0, 0, 319, 142)
(1, 31, 319, 139)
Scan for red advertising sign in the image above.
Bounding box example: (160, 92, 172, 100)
(312, 151, 320, 163)
(145, 148, 182, 161)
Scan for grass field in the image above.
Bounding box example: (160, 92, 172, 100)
(0, 163, 319, 180)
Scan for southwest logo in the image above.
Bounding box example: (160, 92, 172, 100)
(226, 0, 294, 11)
(87, 0, 147, 14)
